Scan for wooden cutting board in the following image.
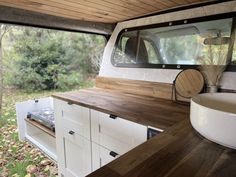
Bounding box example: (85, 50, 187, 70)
(174, 69, 204, 98)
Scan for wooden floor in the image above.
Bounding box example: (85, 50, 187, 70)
(53, 88, 236, 177)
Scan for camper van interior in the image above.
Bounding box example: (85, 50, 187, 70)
(1, 0, 236, 177)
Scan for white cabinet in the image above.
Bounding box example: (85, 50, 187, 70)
(54, 99, 91, 177)
(54, 98, 148, 177)
(16, 97, 57, 160)
(62, 127, 92, 177)
(91, 110, 147, 154)
(92, 142, 119, 171)
(91, 110, 147, 170)
(58, 99, 90, 139)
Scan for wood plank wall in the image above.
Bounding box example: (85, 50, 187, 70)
(96, 76, 189, 102)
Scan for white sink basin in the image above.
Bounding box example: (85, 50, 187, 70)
(190, 93, 236, 149)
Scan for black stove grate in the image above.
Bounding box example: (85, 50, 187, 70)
(27, 108, 55, 132)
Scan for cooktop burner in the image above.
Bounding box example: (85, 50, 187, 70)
(27, 108, 55, 132)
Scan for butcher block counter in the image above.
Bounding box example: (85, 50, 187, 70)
(52, 88, 236, 177)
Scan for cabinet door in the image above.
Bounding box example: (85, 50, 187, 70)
(54, 98, 91, 177)
(63, 127, 92, 177)
(60, 99, 90, 139)
(91, 110, 147, 155)
(92, 142, 119, 172)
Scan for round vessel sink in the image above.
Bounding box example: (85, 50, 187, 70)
(190, 93, 236, 149)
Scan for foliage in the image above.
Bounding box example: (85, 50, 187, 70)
(3, 26, 105, 91)
(0, 25, 12, 115)
(0, 123, 58, 177)
(0, 22, 105, 177)
(0, 83, 94, 176)
(232, 39, 236, 64)
(160, 35, 199, 64)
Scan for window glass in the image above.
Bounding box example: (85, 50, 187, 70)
(144, 40, 160, 64)
(159, 33, 199, 64)
(232, 34, 236, 65)
(113, 31, 162, 65)
(112, 18, 234, 68)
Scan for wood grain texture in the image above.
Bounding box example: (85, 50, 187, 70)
(0, 0, 214, 23)
(87, 120, 236, 177)
(52, 88, 236, 177)
(25, 118, 55, 137)
(174, 69, 204, 98)
(96, 76, 190, 102)
(52, 88, 189, 130)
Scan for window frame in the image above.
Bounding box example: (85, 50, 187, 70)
(111, 12, 236, 71)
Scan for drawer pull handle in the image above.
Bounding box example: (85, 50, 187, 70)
(109, 151, 118, 158)
(69, 130, 75, 135)
(109, 114, 117, 119)
(67, 102, 73, 105)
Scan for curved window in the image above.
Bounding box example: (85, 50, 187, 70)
(112, 15, 235, 70)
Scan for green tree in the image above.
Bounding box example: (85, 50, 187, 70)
(8, 27, 105, 91)
(0, 24, 11, 115)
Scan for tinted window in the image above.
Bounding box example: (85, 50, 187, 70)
(113, 31, 161, 65)
(232, 33, 236, 65)
(112, 17, 235, 69)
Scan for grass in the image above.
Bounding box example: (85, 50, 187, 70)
(0, 89, 59, 177)
(0, 79, 95, 177)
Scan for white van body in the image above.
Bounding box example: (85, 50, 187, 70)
(100, 1, 236, 90)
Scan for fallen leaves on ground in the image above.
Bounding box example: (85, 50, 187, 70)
(0, 89, 59, 177)
(0, 124, 58, 177)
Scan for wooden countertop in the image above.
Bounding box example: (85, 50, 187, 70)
(52, 88, 236, 177)
(53, 88, 189, 130)
(88, 119, 236, 177)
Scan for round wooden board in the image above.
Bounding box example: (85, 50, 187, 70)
(175, 69, 204, 98)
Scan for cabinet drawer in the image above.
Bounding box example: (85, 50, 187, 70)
(63, 127, 92, 177)
(91, 110, 147, 154)
(92, 142, 119, 172)
(57, 99, 90, 139)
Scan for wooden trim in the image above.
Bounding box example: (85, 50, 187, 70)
(96, 76, 189, 102)
(25, 118, 55, 138)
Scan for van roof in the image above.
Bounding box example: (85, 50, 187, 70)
(0, 0, 224, 24)
(0, 0, 231, 35)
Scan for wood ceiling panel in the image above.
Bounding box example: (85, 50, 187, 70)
(0, 0, 217, 23)
(45, 0, 126, 20)
(118, 0, 158, 12)
(55, 0, 126, 18)
(28, 0, 121, 21)
(154, 0, 178, 7)
(138, 0, 168, 9)
(0, 1, 115, 22)
(102, 0, 151, 13)
(67, 0, 140, 17)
